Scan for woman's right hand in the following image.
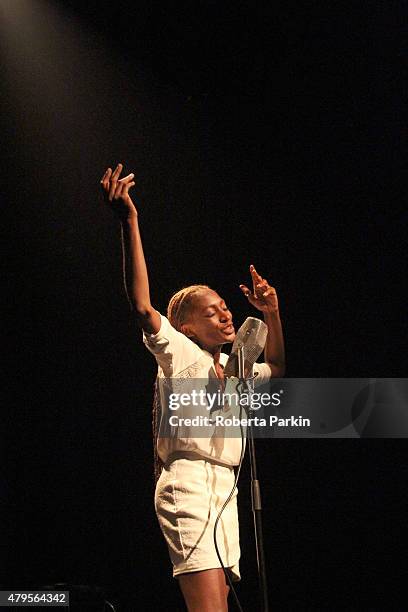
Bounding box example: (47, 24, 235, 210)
(100, 163, 137, 221)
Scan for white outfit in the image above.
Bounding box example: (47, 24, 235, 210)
(143, 313, 272, 580)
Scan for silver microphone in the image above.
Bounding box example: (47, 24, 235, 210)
(223, 317, 268, 378)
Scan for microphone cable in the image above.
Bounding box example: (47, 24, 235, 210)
(213, 377, 253, 612)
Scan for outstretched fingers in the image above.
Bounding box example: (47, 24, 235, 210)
(240, 265, 278, 312)
(119, 173, 135, 182)
(239, 284, 251, 296)
(239, 283, 256, 300)
(122, 180, 135, 198)
(114, 173, 135, 200)
(111, 162, 123, 181)
(100, 167, 112, 193)
(250, 263, 263, 283)
(108, 163, 123, 201)
(250, 264, 271, 296)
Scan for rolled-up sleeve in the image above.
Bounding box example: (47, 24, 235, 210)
(142, 313, 202, 376)
(253, 362, 273, 386)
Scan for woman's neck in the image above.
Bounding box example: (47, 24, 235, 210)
(200, 344, 222, 358)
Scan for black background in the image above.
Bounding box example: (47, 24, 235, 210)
(2, 1, 407, 610)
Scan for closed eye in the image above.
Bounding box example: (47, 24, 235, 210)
(204, 303, 229, 316)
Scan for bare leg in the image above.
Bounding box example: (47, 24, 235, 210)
(178, 568, 230, 612)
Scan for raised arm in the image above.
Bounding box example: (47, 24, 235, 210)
(100, 163, 161, 334)
(240, 264, 286, 377)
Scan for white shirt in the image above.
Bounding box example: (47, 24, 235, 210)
(143, 313, 272, 466)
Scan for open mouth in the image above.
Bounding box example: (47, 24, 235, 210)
(222, 324, 235, 334)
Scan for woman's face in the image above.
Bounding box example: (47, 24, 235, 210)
(181, 289, 235, 351)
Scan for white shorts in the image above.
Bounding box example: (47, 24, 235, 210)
(154, 452, 241, 581)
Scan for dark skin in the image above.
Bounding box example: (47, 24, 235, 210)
(181, 290, 235, 347)
(101, 164, 285, 611)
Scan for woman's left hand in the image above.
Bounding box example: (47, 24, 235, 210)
(239, 265, 279, 313)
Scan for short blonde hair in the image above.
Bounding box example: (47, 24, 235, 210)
(167, 285, 211, 332)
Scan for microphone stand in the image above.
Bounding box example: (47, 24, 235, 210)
(238, 345, 269, 612)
